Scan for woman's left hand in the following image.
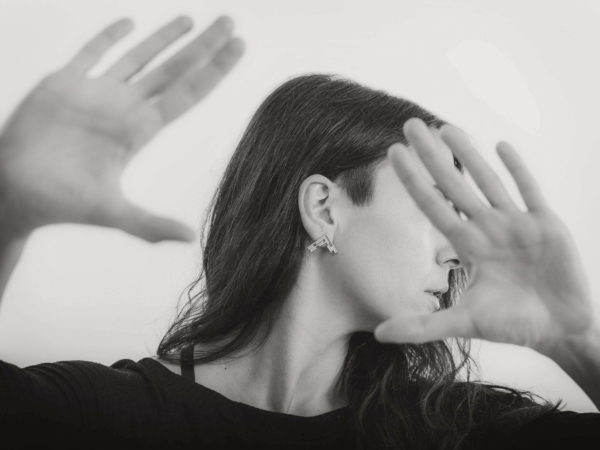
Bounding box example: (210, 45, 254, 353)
(374, 118, 598, 357)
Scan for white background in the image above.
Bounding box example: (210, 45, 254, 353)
(0, 0, 599, 412)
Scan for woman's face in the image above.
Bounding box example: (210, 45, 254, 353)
(325, 133, 460, 328)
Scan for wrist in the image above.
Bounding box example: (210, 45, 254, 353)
(544, 319, 600, 411)
(542, 316, 600, 361)
(0, 222, 30, 262)
(0, 187, 36, 245)
(560, 326, 600, 361)
(540, 309, 600, 377)
(0, 212, 33, 247)
(531, 299, 600, 358)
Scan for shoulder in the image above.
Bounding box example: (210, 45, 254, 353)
(150, 356, 182, 376)
(499, 410, 600, 449)
(451, 381, 600, 449)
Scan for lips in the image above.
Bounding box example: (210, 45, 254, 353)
(425, 292, 441, 311)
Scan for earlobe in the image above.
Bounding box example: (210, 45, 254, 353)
(307, 233, 338, 254)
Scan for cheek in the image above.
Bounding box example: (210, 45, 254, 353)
(329, 208, 432, 320)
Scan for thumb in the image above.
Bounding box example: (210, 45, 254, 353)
(108, 198, 196, 243)
(374, 307, 474, 344)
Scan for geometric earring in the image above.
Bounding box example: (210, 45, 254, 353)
(306, 233, 338, 254)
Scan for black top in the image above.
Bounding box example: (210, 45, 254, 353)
(0, 346, 598, 449)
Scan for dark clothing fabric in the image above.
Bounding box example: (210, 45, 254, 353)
(0, 346, 598, 449)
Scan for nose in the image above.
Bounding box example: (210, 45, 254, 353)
(437, 245, 461, 269)
(435, 230, 462, 269)
(442, 255, 461, 269)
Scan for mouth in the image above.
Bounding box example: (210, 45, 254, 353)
(425, 292, 441, 311)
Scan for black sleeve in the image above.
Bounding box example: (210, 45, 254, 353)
(504, 409, 600, 449)
(0, 358, 164, 449)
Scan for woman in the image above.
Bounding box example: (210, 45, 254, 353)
(0, 15, 598, 450)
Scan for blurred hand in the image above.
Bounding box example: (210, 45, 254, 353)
(0, 15, 244, 243)
(374, 118, 596, 357)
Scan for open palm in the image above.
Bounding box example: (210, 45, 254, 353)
(0, 15, 244, 242)
(375, 118, 596, 356)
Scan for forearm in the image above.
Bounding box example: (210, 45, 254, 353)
(545, 320, 600, 411)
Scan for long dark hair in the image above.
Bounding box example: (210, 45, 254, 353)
(156, 74, 562, 449)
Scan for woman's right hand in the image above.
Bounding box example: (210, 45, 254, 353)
(0, 15, 244, 243)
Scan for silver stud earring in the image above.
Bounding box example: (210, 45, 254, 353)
(307, 233, 338, 254)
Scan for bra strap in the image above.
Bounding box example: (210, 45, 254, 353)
(180, 344, 195, 381)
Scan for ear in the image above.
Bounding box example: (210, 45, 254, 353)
(298, 174, 341, 244)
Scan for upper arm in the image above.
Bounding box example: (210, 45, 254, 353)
(0, 358, 163, 446)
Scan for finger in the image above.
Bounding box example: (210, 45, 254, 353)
(110, 200, 196, 243)
(64, 18, 134, 74)
(374, 307, 475, 344)
(104, 15, 194, 81)
(404, 118, 487, 219)
(496, 141, 549, 212)
(388, 143, 464, 240)
(439, 125, 517, 211)
(135, 15, 234, 98)
(153, 37, 245, 124)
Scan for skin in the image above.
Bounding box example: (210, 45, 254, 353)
(0, 15, 243, 245)
(378, 120, 600, 409)
(171, 131, 461, 416)
(375, 119, 597, 352)
(313, 131, 461, 326)
(1, 14, 599, 418)
(0, 13, 244, 307)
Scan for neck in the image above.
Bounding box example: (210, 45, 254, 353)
(206, 257, 365, 416)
